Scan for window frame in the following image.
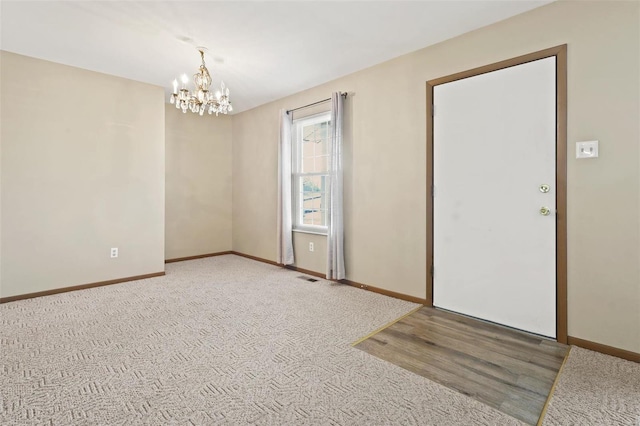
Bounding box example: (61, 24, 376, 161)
(292, 112, 332, 235)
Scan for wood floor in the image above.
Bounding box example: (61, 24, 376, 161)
(354, 307, 569, 425)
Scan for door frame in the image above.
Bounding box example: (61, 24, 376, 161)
(426, 45, 568, 343)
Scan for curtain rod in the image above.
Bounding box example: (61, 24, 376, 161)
(286, 92, 347, 114)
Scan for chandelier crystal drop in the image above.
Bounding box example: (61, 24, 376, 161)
(170, 48, 232, 116)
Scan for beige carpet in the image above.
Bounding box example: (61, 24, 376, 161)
(1, 255, 638, 425)
(543, 347, 640, 425)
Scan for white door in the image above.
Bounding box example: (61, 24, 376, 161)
(433, 57, 556, 338)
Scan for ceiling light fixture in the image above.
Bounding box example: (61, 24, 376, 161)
(170, 47, 232, 116)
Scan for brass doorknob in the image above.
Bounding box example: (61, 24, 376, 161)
(540, 206, 551, 216)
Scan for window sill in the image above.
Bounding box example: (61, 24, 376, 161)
(293, 229, 328, 236)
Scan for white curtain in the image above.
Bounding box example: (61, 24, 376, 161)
(327, 92, 345, 279)
(277, 109, 295, 265)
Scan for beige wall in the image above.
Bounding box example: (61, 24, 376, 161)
(165, 105, 232, 259)
(292, 232, 327, 275)
(0, 51, 165, 298)
(232, 106, 280, 261)
(232, 1, 640, 353)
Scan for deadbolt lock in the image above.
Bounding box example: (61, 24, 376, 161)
(539, 184, 550, 193)
(540, 206, 551, 216)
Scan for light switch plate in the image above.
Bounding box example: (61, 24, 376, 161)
(576, 140, 599, 159)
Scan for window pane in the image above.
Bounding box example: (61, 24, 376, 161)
(301, 119, 331, 173)
(302, 176, 320, 192)
(319, 132, 329, 155)
(302, 157, 314, 173)
(302, 138, 314, 159)
(315, 155, 328, 172)
(302, 122, 326, 145)
(317, 128, 329, 158)
(303, 191, 319, 210)
(300, 190, 328, 227)
(311, 195, 320, 210)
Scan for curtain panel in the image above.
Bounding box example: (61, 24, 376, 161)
(327, 92, 345, 279)
(277, 110, 295, 265)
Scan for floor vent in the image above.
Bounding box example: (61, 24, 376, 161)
(298, 275, 319, 282)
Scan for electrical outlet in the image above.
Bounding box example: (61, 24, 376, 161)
(309, 242, 314, 252)
(110, 248, 118, 258)
(576, 140, 599, 159)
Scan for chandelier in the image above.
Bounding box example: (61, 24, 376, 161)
(170, 47, 232, 116)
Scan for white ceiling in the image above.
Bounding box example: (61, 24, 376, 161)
(1, 1, 553, 113)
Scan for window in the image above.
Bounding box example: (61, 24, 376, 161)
(292, 112, 331, 234)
